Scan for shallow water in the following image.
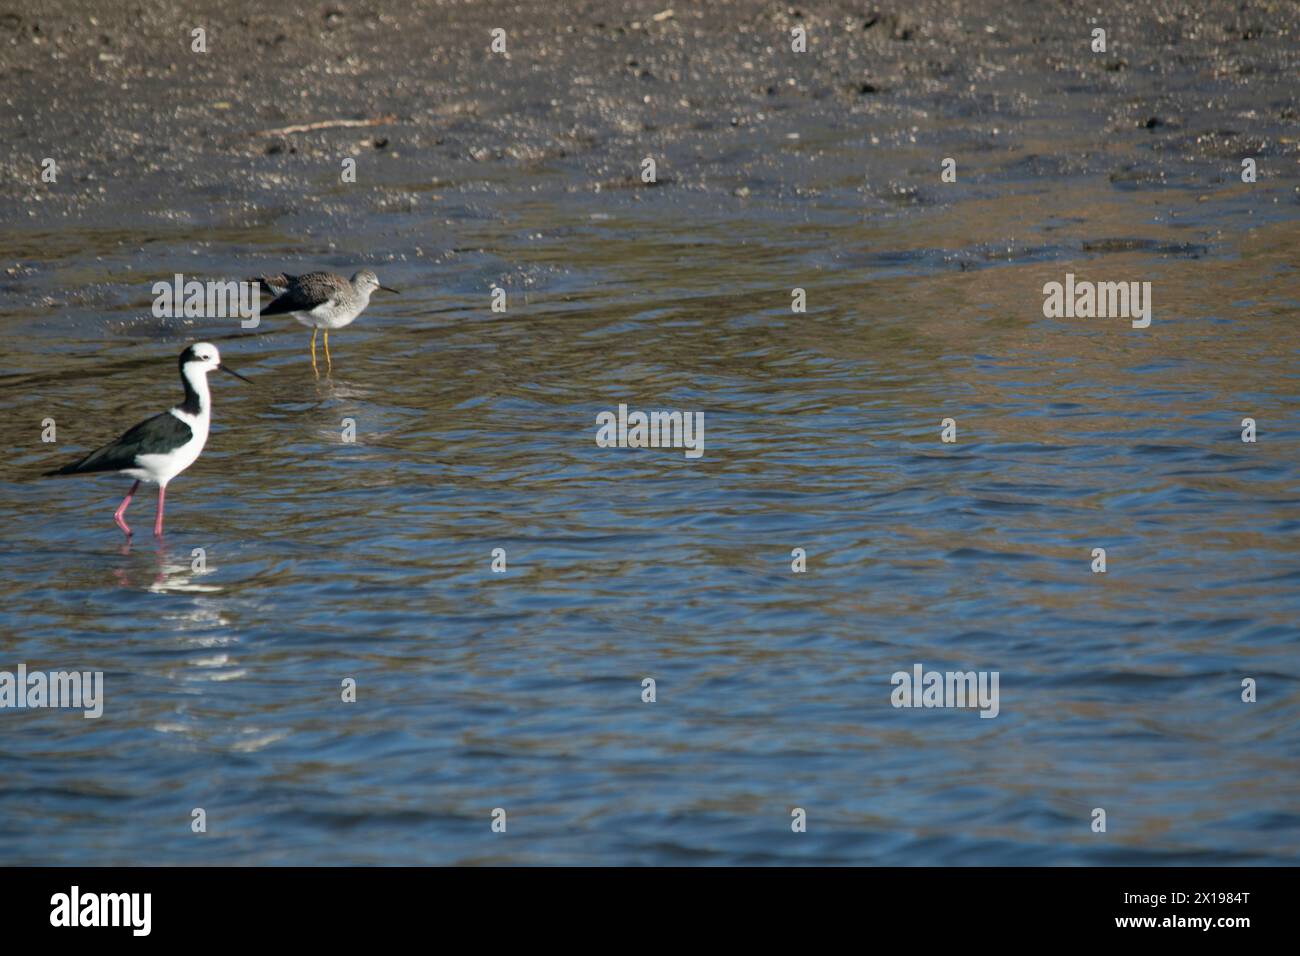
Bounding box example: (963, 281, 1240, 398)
(1, 1, 1299, 865)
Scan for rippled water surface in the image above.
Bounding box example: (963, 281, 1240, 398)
(1, 0, 1298, 865)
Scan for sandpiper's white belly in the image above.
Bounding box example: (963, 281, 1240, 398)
(294, 300, 364, 330)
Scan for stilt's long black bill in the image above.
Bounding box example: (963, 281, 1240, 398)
(220, 364, 253, 383)
(380, 285, 401, 294)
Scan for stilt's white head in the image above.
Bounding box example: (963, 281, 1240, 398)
(180, 342, 222, 376)
(179, 342, 251, 387)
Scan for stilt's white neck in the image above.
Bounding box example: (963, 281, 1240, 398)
(178, 363, 212, 418)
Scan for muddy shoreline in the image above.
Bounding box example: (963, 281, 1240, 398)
(2, 1, 1296, 219)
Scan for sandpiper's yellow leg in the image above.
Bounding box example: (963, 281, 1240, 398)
(324, 329, 333, 371)
(310, 328, 319, 375)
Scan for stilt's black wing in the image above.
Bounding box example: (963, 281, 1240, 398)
(45, 412, 192, 477)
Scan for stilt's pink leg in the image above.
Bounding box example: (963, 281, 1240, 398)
(154, 485, 167, 538)
(114, 481, 139, 537)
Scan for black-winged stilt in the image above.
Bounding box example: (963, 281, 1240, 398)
(254, 269, 398, 374)
(45, 342, 251, 538)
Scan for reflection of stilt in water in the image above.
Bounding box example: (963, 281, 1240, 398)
(108, 540, 223, 594)
(151, 543, 224, 595)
